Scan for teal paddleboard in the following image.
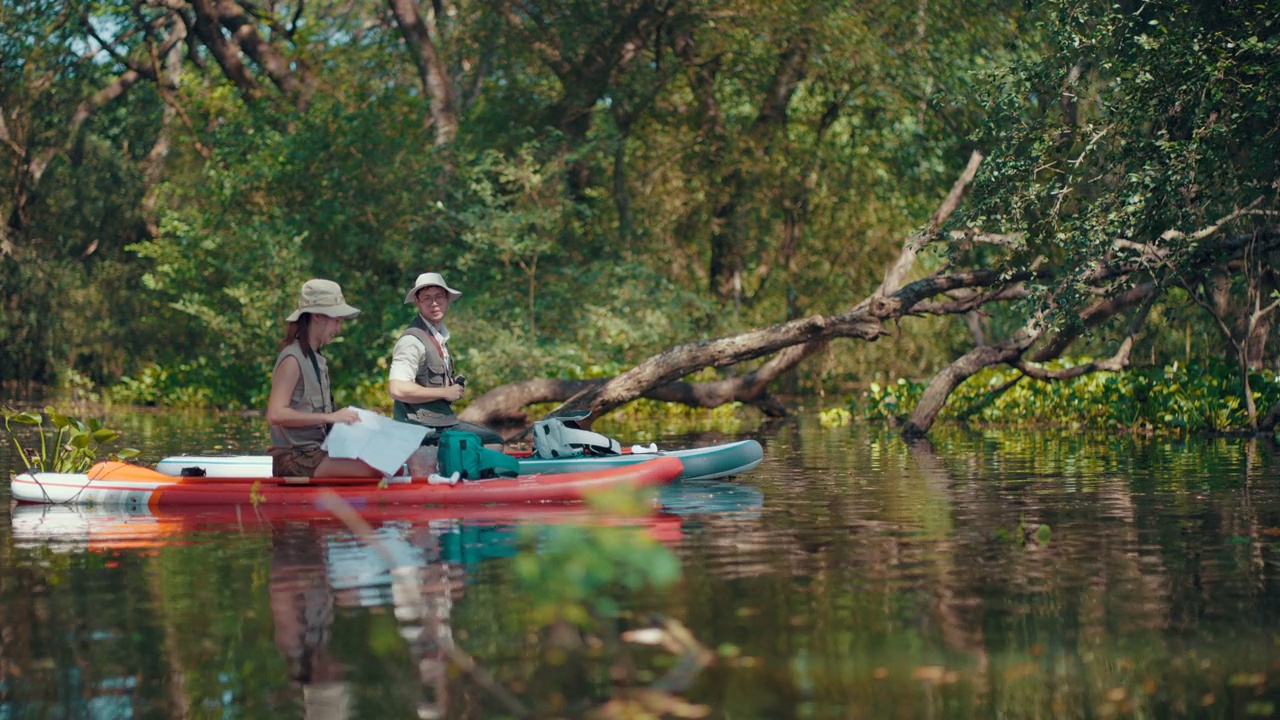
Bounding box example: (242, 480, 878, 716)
(155, 439, 764, 482)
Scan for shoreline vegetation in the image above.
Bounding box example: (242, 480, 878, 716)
(7, 357, 1279, 440)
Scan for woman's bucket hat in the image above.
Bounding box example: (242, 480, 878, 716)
(286, 279, 360, 322)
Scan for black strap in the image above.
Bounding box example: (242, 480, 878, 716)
(304, 350, 333, 436)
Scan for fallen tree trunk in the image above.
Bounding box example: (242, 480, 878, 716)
(557, 270, 1027, 425)
(460, 339, 827, 426)
(901, 327, 1041, 439)
(465, 152, 1002, 429)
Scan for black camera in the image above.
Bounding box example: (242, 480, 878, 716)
(454, 375, 467, 387)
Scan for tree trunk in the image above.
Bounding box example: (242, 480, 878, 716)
(388, 0, 459, 144)
(141, 15, 189, 237)
(901, 327, 1040, 439)
(5, 69, 145, 238)
(706, 34, 810, 303)
(460, 340, 826, 426)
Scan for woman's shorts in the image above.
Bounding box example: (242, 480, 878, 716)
(272, 447, 327, 477)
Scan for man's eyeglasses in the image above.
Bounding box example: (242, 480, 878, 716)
(418, 294, 449, 305)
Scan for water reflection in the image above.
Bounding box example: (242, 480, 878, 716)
(658, 479, 765, 518)
(270, 523, 352, 720)
(271, 517, 474, 720)
(7, 415, 1280, 718)
(4, 503, 684, 719)
(668, 426, 1280, 718)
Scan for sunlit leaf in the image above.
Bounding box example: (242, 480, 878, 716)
(91, 429, 120, 444)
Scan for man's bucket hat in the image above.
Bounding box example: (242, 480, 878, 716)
(404, 272, 462, 305)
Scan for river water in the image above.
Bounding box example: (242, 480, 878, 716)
(2, 409, 1280, 719)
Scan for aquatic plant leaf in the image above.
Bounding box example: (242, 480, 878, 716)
(1035, 524, 1052, 543)
(91, 429, 120, 444)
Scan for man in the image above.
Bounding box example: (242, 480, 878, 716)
(388, 272, 504, 448)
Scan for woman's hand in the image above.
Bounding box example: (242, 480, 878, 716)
(328, 407, 361, 425)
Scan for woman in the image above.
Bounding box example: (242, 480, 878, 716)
(267, 278, 380, 478)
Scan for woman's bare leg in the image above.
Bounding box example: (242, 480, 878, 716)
(313, 457, 382, 477)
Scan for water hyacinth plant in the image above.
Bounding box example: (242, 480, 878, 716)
(2, 406, 141, 474)
(850, 360, 1280, 434)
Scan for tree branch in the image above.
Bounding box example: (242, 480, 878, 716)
(502, 4, 568, 77)
(28, 70, 146, 187)
(879, 150, 984, 295)
(1016, 293, 1154, 379)
(911, 284, 1028, 315)
(215, 0, 314, 110)
(189, 0, 264, 100)
(1028, 282, 1156, 362)
(0, 112, 23, 157)
(1161, 197, 1265, 243)
(902, 325, 1042, 439)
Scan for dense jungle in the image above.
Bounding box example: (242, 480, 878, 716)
(5, 5, 1280, 717)
(2, 0, 1278, 436)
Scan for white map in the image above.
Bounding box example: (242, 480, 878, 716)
(322, 408, 428, 475)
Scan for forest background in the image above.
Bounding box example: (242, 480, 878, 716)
(2, 0, 1278, 437)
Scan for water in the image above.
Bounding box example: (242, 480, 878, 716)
(3, 409, 1280, 719)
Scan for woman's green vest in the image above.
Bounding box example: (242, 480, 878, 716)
(268, 342, 333, 451)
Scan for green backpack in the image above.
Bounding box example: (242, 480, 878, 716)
(437, 430, 520, 480)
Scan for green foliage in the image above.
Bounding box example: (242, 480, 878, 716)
(965, 0, 1280, 322)
(852, 360, 1278, 434)
(1, 0, 1044, 409)
(106, 362, 224, 409)
(1, 405, 140, 474)
(37, 0, 1280, 432)
(598, 399, 752, 440)
(511, 488, 681, 627)
(860, 378, 928, 422)
(993, 519, 1052, 546)
(452, 143, 571, 338)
